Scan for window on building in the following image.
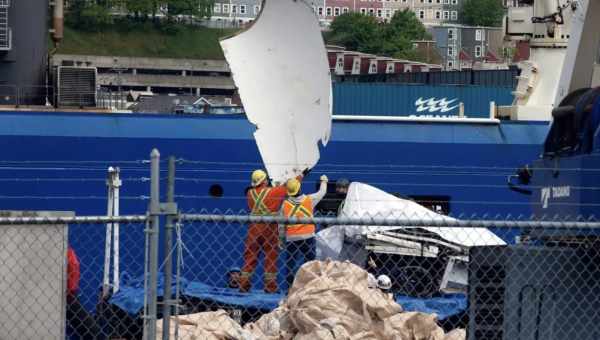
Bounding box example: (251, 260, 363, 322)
(475, 45, 482, 57)
(436, 0, 441, 3)
(370, 63, 377, 73)
(240, 5, 246, 14)
(448, 28, 455, 40)
(435, 10, 441, 19)
(448, 46, 454, 56)
(475, 29, 483, 41)
(419, 10, 425, 19)
(377, 8, 383, 17)
(428, 0, 433, 3)
(368, 8, 375, 16)
(326, 7, 332, 16)
(222, 4, 229, 13)
(385, 9, 392, 18)
(213, 3, 221, 13)
(451, 0, 457, 4)
(360, 7, 367, 14)
(334, 7, 340, 16)
(318, 7, 323, 16)
(451, 11, 457, 20)
(443, 0, 449, 3)
(231, 4, 237, 14)
(447, 60, 454, 69)
(343, 7, 349, 13)
(443, 10, 449, 20)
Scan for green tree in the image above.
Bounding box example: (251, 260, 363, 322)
(327, 10, 431, 61)
(461, 0, 505, 27)
(65, 0, 113, 31)
(327, 13, 382, 54)
(380, 10, 431, 59)
(124, 0, 155, 18)
(384, 9, 430, 42)
(166, 0, 213, 19)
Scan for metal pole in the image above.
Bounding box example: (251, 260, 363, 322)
(145, 149, 160, 340)
(162, 157, 176, 340)
(113, 167, 122, 293)
(102, 167, 115, 298)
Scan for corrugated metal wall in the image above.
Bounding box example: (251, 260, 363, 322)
(333, 68, 520, 88)
(333, 83, 514, 118)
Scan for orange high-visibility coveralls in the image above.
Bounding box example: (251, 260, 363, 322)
(239, 184, 288, 293)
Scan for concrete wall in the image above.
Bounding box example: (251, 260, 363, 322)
(0, 211, 72, 339)
(97, 73, 235, 90)
(53, 54, 230, 73)
(52, 54, 235, 93)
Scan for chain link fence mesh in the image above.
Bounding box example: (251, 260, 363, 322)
(157, 211, 600, 340)
(0, 210, 598, 339)
(0, 215, 148, 340)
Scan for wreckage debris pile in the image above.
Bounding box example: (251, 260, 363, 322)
(157, 260, 466, 340)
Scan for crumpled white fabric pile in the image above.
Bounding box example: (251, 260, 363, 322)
(157, 260, 466, 340)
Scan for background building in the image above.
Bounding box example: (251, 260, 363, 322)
(429, 25, 504, 70)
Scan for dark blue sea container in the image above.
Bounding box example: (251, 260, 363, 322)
(333, 69, 520, 88)
(333, 83, 514, 118)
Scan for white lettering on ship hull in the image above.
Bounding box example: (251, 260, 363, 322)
(415, 97, 460, 113)
(541, 186, 571, 209)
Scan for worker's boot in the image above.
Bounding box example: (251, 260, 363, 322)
(238, 271, 252, 293)
(264, 272, 278, 294)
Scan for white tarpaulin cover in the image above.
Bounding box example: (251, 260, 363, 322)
(316, 183, 506, 260)
(220, 0, 332, 183)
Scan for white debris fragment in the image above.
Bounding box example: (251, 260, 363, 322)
(220, 0, 332, 183)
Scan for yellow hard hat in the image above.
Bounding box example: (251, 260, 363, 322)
(251, 169, 267, 187)
(286, 178, 301, 196)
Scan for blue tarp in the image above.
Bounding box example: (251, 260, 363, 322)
(110, 275, 466, 320)
(184, 281, 283, 310)
(109, 273, 189, 315)
(396, 294, 467, 320)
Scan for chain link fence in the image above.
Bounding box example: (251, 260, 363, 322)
(0, 214, 148, 339)
(0, 151, 599, 339)
(167, 213, 600, 340)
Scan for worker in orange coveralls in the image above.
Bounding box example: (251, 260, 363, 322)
(67, 247, 100, 339)
(239, 169, 305, 293)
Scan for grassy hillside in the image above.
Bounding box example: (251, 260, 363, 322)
(56, 22, 239, 59)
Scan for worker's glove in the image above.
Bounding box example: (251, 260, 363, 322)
(278, 235, 286, 250)
(320, 175, 328, 182)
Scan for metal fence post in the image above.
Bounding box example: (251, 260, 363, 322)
(145, 149, 161, 340)
(162, 157, 176, 340)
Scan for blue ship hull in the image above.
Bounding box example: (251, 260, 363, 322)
(0, 110, 550, 312)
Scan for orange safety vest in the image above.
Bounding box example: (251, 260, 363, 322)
(282, 196, 315, 237)
(249, 188, 273, 216)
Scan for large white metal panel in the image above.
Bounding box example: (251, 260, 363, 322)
(0, 211, 71, 340)
(220, 0, 332, 184)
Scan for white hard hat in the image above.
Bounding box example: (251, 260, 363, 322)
(377, 274, 392, 290)
(367, 273, 377, 288)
